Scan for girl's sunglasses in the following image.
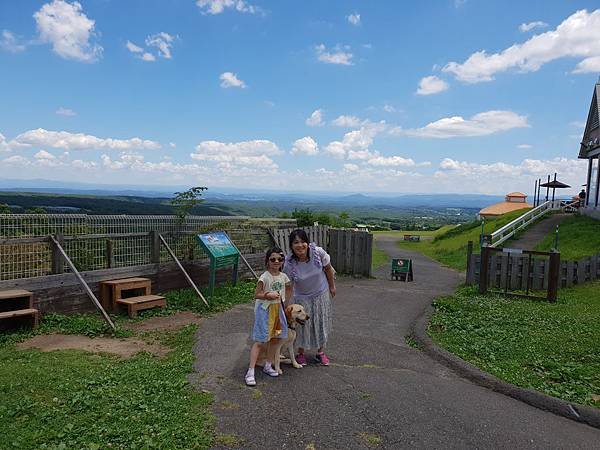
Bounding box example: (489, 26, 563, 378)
(269, 257, 284, 262)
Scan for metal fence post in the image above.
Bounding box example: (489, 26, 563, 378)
(150, 230, 161, 263)
(466, 241, 473, 284)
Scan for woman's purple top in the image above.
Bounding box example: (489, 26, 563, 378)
(283, 243, 331, 300)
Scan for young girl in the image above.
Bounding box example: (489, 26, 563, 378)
(245, 247, 292, 386)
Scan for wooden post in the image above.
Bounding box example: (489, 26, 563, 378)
(158, 233, 209, 307)
(150, 230, 161, 264)
(106, 239, 114, 269)
(466, 241, 473, 284)
(547, 250, 560, 303)
(365, 233, 373, 277)
(479, 245, 490, 294)
(51, 233, 65, 274)
(49, 235, 115, 331)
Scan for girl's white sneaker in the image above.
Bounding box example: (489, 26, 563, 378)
(245, 369, 256, 386)
(262, 363, 279, 377)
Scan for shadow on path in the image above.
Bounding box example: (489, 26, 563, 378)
(190, 234, 600, 449)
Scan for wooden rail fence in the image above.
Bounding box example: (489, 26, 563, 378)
(270, 225, 372, 277)
(466, 246, 600, 290)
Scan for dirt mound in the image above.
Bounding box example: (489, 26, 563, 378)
(17, 334, 170, 358)
(125, 311, 202, 332)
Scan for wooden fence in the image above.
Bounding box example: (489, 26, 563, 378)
(270, 225, 329, 254)
(328, 229, 373, 277)
(270, 225, 373, 277)
(466, 248, 600, 290)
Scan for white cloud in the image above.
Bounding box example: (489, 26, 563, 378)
(3, 155, 30, 166)
(291, 137, 319, 156)
(383, 104, 396, 113)
(0, 133, 11, 152)
(34, 150, 56, 160)
(443, 9, 600, 82)
(56, 107, 76, 116)
(331, 115, 364, 127)
(517, 144, 532, 149)
(196, 0, 258, 15)
(401, 110, 529, 139)
(126, 40, 143, 53)
(367, 156, 416, 167)
(220, 72, 247, 88)
(343, 163, 359, 172)
(315, 44, 353, 65)
(191, 139, 280, 171)
(573, 55, 600, 74)
(436, 157, 587, 194)
(141, 52, 156, 62)
(416, 75, 449, 95)
(347, 13, 361, 26)
(145, 32, 175, 59)
(325, 122, 387, 158)
(12, 128, 161, 151)
(0, 30, 26, 53)
(306, 109, 324, 127)
(169, 142, 177, 148)
(519, 21, 548, 32)
(34, 0, 103, 62)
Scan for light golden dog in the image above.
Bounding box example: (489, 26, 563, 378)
(256, 304, 309, 375)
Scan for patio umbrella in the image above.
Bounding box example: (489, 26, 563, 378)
(540, 175, 570, 202)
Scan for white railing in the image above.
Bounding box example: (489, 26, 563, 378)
(487, 200, 562, 248)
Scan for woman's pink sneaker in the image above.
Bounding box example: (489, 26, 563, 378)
(315, 352, 330, 366)
(296, 353, 307, 366)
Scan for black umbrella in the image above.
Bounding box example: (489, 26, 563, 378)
(539, 174, 570, 202)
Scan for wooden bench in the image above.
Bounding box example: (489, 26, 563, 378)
(99, 278, 166, 318)
(0, 290, 39, 329)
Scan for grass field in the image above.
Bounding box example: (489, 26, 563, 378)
(429, 282, 600, 408)
(395, 209, 530, 271)
(0, 282, 255, 449)
(534, 214, 600, 260)
(372, 225, 456, 238)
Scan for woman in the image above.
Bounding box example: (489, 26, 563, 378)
(283, 229, 336, 366)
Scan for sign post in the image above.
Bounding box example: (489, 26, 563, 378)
(197, 232, 240, 296)
(391, 258, 413, 282)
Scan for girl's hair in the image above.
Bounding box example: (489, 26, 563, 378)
(265, 246, 285, 267)
(288, 229, 310, 260)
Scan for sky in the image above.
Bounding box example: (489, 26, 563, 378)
(1, 0, 600, 197)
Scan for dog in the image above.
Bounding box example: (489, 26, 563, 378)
(256, 304, 309, 375)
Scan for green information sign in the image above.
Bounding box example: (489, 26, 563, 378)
(197, 232, 240, 295)
(391, 258, 413, 282)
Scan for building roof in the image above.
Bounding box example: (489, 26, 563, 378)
(506, 192, 527, 197)
(578, 81, 600, 159)
(479, 202, 532, 216)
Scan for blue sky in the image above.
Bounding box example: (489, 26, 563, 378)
(1, 0, 599, 196)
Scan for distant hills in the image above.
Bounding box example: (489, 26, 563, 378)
(0, 178, 507, 211)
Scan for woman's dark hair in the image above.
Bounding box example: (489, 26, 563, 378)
(288, 229, 311, 260)
(265, 246, 285, 267)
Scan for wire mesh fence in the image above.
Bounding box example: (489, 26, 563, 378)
(0, 214, 295, 281)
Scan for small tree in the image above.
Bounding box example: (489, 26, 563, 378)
(170, 186, 208, 221)
(0, 203, 11, 214)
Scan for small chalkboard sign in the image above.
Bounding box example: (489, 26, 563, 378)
(391, 258, 413, 282)
(197, 232, 240, 295)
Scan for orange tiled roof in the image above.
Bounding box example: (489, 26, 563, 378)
(479, 202, 532, 216)
(506, 192, 527, 197)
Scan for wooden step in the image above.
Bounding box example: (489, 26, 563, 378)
(116, 295, 166, 318)
(0, 290, 32, 301)
(0, 308, 38, 320)
(101, 277, 150, 286)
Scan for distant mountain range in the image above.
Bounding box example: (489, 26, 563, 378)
(0, 178, 505, 209)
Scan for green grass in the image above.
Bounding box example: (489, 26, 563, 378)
(534, 214, 600, 260)
(0, 281, 255, 449)
(372, 225, 455, 237)
(396, 209, 530, 271)
(371, 245, 389, 271)
(429, 283, 600, 408)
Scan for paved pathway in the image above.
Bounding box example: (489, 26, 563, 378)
(508, 213, 569, 250)
(191, 235, 600, 449)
